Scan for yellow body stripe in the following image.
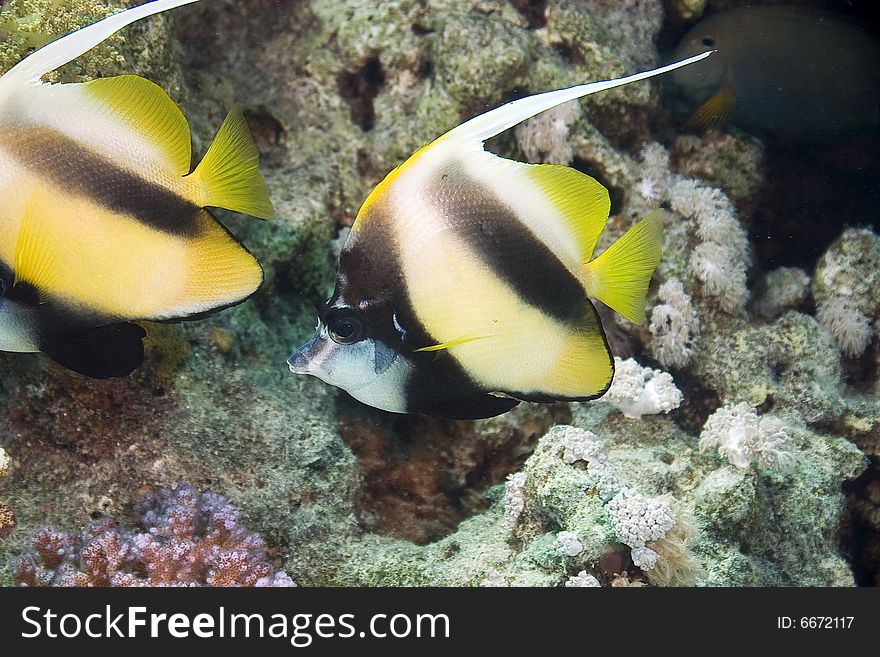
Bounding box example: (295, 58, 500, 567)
(0, 175, 259, 319)
(401, 213, 611, 398)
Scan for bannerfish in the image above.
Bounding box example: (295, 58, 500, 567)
(670, 5, 880, 136)
(0, 0, 274, 378)
(288, 52, 712, 419)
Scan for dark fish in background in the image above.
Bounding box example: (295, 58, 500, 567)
(670, 5, 880, 137)
(288, 53, 711, 420)
(0, 0, 275, 378)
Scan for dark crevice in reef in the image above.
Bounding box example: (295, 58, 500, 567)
(749, 139, 880, 271)
(244, 107, 286, 167)
(337, 399, 570, 545)
(510, 0, 548, 29)
(553, 41, 584, 67)
(841, 460, 880, 586)
(338, 56, 386, 132)
(669, 371, 721, 435)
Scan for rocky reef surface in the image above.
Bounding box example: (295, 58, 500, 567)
(0, 0, 876, 586)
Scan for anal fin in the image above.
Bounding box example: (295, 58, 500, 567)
(41, 323, 146, 378)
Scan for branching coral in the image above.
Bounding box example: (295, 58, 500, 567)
(637, 143, 750, 313)
(0, 0, 125, 80)
(649, 277, 700, 368)
(514, 100, 581, 165)
(558, 426, 620, 500)
(812, 228, 880, 358)
(554, 531, 584, 557)
(816, 297, 874, 358)
(10, 484, 295, 587)
(606, 489, 675, 570)
(0, 447, 12, 539)
(478, 569, 508, 587)
(600, 357, 683, 419)
(502, 472, 528, 533)
(699, 403, 796, 473)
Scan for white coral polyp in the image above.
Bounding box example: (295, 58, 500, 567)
(631, 546, 659, 570)
(816, 297, 874, 357)
(559, 427, 603, 465)
(555, 531, 584, 557)
(649, 278, 699, 369)
(503, 472, 528, 532)
(601, 357, 683, 419)
(606, 490, 674, 549)
(699, 403, 796, 473)
(565, 571, 601, 587)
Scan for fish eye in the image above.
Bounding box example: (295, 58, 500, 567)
(327, 309, 365, 345)
(701, 36, 714, 47)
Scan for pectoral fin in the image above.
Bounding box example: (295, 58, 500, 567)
(415, 335, 490, 352)
(687, 84, 735, 130)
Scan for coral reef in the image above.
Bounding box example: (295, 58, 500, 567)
(648, 277, 700, 368)
(0, 448, 13, 544)
(10, 484, 294, 586)
(699, 403, 795, 472)
(599, 357, 683, 419)
(1, 0, 876, 589)
(812, 229, 880, 358)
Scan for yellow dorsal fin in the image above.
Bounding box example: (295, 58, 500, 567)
(687, 84, 734, 130)
(83, 75, 192, 174)
(189, 110, 275, 219)
(581, 210, 664, 325)
(525, 164, 611, 262)
(13, 192, 60, 304)
(415, 335, 490, 352)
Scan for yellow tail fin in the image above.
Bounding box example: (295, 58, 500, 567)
(190, 110, 275, 219)
(582, 211, 664, 325)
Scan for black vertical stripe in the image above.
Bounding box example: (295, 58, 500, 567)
(425, 166, 590, 323)
(331, 197, 498, 415)
(2, 126, 202, 237)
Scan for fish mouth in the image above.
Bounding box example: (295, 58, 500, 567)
(287, 350, 310, 374)
(287, 333, 320, 374)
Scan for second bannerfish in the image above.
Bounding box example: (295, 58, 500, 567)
(0, 0, 273, 378)
(288, 52, 711, 419)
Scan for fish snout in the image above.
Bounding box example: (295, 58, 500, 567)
(288, 334, 321, 374)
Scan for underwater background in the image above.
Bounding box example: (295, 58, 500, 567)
(1, 0, 879, 586)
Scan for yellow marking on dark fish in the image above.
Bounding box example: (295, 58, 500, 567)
(414, 335, 491, 352)
(672, 6, 880, 137)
